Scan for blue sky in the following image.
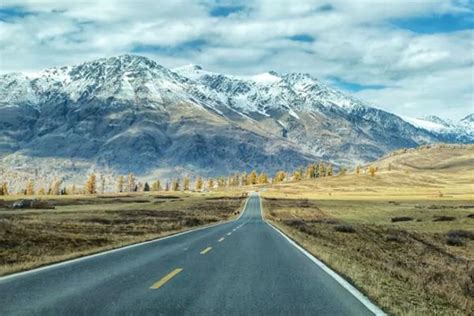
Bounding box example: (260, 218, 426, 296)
(392, 11, 473, 34)
(0, 0, 473, 119)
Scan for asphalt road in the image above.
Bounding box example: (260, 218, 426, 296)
(0, 193, 382, 315)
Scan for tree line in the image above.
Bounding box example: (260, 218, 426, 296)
(0, 162, 380, 196)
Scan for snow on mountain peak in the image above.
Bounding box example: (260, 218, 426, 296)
(1, 55, 472, 145)
(402, 116, 447, 132)
(242, 72, 282, 84)
(461, 113, 474, 123)
(402, 115, 473, 142)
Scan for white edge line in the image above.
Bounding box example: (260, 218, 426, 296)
(258, 193, 386, 316)
(0, 193, 251, 282)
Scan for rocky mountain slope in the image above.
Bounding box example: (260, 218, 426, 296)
(0, 55, 472, 188)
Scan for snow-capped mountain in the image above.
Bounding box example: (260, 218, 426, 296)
(0, 55, 472, 185)
(402, 115, 473, 143)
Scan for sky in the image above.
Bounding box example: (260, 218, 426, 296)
(0, 0, 473, 120)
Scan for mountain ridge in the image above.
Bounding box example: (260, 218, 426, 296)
(0, 54, 472, 189)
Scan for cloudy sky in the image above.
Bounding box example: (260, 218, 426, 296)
(0, 0, 473, 119)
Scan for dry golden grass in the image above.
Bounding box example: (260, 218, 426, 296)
(262, 145, 474, 315)
(0, 191, 245, 276)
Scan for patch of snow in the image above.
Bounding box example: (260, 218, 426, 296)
(277, 120, 287, 128)
(288, 108, 300, 120)
(402, 116, 446, 132)
(246, 72, 281, 84)
(173, 64, 215, 81)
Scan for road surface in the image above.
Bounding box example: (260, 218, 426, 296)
(0, 193, 382, 315)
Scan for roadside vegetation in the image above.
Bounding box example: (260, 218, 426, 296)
(262, 145, 474, 315)
(0, 192, 245, 276)
(1, 144, 472, 315)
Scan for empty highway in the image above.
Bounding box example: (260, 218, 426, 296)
(0, 193, 383, 315)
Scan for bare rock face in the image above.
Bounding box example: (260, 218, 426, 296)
(0, 55, 472, 188)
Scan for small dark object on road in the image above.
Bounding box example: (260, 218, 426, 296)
(334, 224, 355, 233)
(391, 216, 414, 222)
(433, 215, 455, 222)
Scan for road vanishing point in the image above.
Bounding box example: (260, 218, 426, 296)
(0, 193, 384, 315)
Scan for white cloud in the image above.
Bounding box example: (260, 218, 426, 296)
(0, 0, 472, 119)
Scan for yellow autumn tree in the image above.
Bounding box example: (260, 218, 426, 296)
(273, 171, 286, 183)
(0, 182, 8, 195)
(38, 188, 46, 195)
(85, 174, 96, 194)
(327, 165, 333, 176)
(208, 178, 214, 189)
(258, 172, 268, 184)
(240, 173, 247, 186)
(117, 176, 124, 193)
(183, 177, 190, 191)
(26, 179, 35, 195)
(368, 166, 377, 177)
(292, 170, 302, 181)
(195, 177, 203, 191)
(127, 173, 135, 192)
(50, 179, 62, 195)
(217, 177, 226, 187)
(319, 163, 326, 177)
(152, 180, 161, 191)
(248, 170, 257, 185)
(305, 164, 316, 179)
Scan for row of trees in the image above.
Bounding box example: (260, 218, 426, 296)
(1, 162, 379, 196)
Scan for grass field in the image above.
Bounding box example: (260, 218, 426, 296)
(0, 192, 245, 276)
(1, 144, 472, 314)
(262, 145, 474, 315)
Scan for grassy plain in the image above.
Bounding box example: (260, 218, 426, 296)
(0, 191, 245, 276)
(262, 145, 474, 315)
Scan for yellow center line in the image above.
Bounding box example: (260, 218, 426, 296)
(218, 237, 225, 242)
(150, 268, 183, 289)
(200, 246, 212, 255)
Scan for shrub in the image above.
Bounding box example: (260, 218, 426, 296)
(433, 215, 455, 222)
(446, 236, 464, 246)
(467, 214, 474, 219)
(298, 199, 310, 208)
(386, 234, 404, 242)
(447, 230, 474, 240)
(391, 216, 414, 222)
(183, 217, 203, 227)
(334, 224, 355, 233)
